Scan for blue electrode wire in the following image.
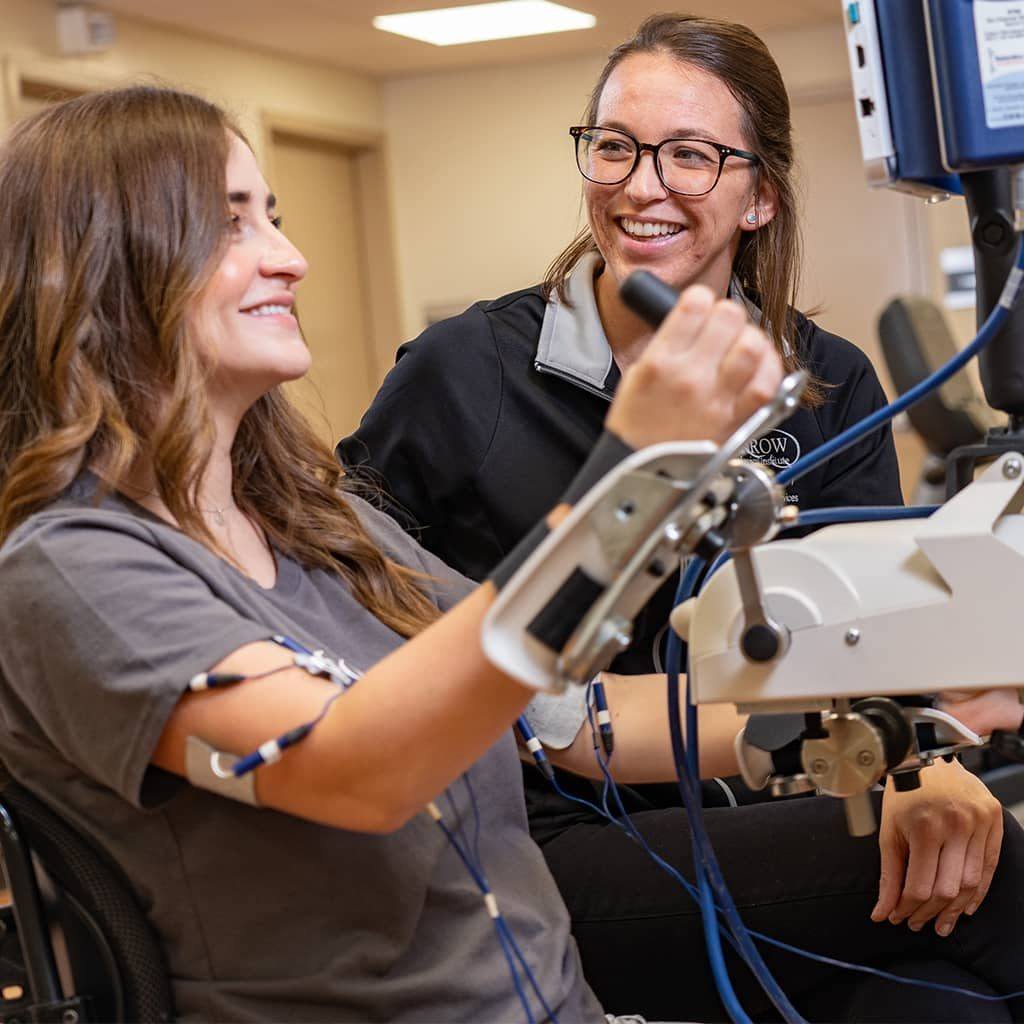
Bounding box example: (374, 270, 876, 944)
(428, 788, 558, 1024)
(462, 777, 557, 1022)
(749, 930, 1024, 1002)
(592, 679, 615, 756)
(699, 505, 942, 587)
(668, 561, 776, 1022)
(791, 505, 939, 528)
(667, 624, 787, 1023)
(464, 774, 484, 868)
(583, 684, 758, 1017)
(229, 682, 345, 776)
(429, 808, 537, 1024)
(582, 691, 758, 1005)
(519, 701, 733, 973)
(777, 241, 1024, 489)
(224, 635, 362, 776)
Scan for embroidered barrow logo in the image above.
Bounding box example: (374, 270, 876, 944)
(743, 429, 801, 469)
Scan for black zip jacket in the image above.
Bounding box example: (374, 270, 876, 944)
(338, 284, 903, 607)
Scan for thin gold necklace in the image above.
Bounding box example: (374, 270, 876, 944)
(200, 504, 233, 528)
(124, 487, 235, 527)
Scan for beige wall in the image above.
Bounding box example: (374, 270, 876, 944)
(0, 0, 381, 157)
(382, 52, 604, 337)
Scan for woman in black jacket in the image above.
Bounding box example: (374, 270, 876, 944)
(339, 14, 1024, 1022)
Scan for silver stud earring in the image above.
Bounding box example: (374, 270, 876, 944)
(746, 212, 758, 224)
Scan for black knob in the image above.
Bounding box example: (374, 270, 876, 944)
(981, 221, 1008, 247)
(741, 623, 780, 662)
(620, 271, 678, 328)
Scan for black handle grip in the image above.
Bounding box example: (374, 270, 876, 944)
(620, 271, 679, 328)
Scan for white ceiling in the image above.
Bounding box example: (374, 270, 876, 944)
(99, 0, 841, 78)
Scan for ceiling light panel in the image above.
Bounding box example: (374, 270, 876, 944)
(373, 1, 596, 46)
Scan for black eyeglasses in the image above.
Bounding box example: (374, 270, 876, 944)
(570, 125, 760, 197)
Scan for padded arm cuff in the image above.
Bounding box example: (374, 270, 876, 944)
(561, 429, 635, 504)
(488, 430, 635, 590)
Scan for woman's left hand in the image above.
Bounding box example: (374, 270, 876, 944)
(871, 757, 1003, 937)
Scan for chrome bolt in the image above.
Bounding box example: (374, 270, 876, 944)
(845, 628, 861, 646)
(62, 1012, 79, 1024)
(1004, 458, 1022, 480)
(810, 758, 829, 776)
(857, 750, 875, 767)
(615, 500, 636, 521)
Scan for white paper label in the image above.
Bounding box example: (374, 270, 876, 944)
(975, 0, 1024, 128)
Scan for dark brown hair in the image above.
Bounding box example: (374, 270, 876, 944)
(545, 13, 822, 404)
(0, 86, 438, 636)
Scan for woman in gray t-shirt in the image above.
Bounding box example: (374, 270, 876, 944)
(0, 86, 788, 1021)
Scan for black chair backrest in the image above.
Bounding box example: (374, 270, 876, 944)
(0, 783, 174, 1023)
(877, 296, 1004, 455)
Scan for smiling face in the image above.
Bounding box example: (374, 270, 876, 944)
(586, 51, 775, 312)
(193, 134, 310, 418)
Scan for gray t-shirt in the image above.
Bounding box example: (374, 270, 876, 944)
(0, 476, 603, 1023)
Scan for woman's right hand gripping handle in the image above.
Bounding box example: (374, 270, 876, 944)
(607, 283, 783, 450)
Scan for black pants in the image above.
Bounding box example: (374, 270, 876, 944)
(539, 794, 1024, 1023)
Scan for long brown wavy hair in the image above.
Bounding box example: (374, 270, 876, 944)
(0, 86, 439, 636)
(545, 13, 823, 405)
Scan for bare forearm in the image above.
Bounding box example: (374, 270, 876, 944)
(548, 674, 746, 783)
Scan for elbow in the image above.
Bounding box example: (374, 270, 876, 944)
(299, 756, 459, 834)
(320, 788, 426, 835)
(353, 802, 420, 835)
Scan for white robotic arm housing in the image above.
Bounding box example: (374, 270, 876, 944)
(686, 453, 1024, 711)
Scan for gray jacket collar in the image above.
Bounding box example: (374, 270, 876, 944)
(535, 253, 778, 394)
(535, 252, 613, 393)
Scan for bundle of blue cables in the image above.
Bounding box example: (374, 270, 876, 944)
(659, 240, 1024, 1023)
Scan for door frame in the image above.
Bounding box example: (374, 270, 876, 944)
(1, 57, 117, 131)
(260, 110, 402, 390)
